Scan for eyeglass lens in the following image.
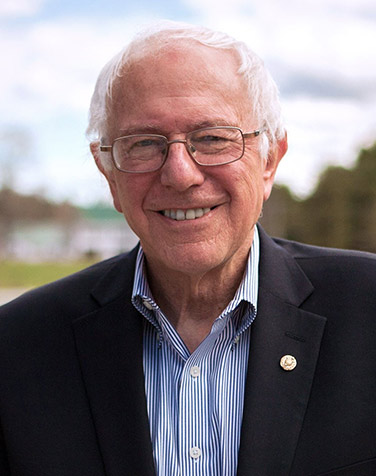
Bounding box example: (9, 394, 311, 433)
(112, 127, 244, 172)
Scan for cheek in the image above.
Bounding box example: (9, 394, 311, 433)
(226, 167, 265, 227)
(230, 161, 264, 204)
(112, 175, 148, 222)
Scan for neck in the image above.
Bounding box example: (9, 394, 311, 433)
(144, 240, 253, 352)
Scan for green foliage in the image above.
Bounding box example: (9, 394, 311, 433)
(0, 261, 96, 288)
(261, 142, 376, 252)
(0, 188, 79, 223)
(79, 204, 123, 221)
(1, 142, 375, 273)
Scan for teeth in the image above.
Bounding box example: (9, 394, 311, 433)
(195, 208, 204, 218)
(185, 209, 196, 220)
(162, 207, 212, 221)
(176, 210, 185, 221)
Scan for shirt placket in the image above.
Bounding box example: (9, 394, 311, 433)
(178, 316, 230, 475)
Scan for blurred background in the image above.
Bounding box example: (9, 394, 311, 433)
(1, 0, 375, 303)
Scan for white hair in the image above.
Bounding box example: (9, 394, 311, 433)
(87, 20, 285, 169)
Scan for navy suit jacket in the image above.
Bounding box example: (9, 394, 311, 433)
(0, 227, 375, 475)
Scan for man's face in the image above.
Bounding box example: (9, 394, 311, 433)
(95, 43, 286, 277)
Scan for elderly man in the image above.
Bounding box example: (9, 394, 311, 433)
(0, 22, 375, 476)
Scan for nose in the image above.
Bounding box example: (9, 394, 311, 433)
(159, 139, 205, 191)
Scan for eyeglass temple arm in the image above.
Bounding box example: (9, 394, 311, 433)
(100, 145, 112, 152)
(243, 128, 266, 139)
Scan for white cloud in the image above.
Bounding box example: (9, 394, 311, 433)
(276, 95, 376, 196)
(183, 0, 376, 82)
(184, 0, 376, 18)
(0, 14, 163, 203)
(0, 17, 152, 125)
(1, 3, 376, 203)
(182, 0, 376, 197)
(3, 4, 375, 125)
(0, 0, 45, 18)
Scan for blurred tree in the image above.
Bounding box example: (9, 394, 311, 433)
(1, 136, 374, 257)
(0, 189, 79, 257)
(0, 127, 33, 188)
(299, 166, 354, 248)
(260, 185, 299, 239)
(0, 126, 35, 254)
(262, 142, 376, 252)
(348, 144, 376, 251)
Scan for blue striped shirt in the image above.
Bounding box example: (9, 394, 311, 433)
(132, 227, 260, 475)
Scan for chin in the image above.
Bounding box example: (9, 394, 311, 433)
(146, 240, 234, 276)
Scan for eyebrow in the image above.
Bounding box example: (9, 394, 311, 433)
(117, 125, 165, 135)
(117, 119, 237, 136)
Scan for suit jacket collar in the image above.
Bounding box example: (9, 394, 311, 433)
(237, 227, 327, 475)
(90, 245, 139, 306)
(73, 228, 327, 476)
(88, 227, 313, 308)
(73, 246, 155, 476)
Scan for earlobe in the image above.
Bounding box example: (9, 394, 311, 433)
(106, 178, 123, 214)
(263, 133, 288, 201)
(277, 133, 288, 162)
(90, 141, 106, 175)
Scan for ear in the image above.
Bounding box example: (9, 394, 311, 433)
(90, 141, 123, 213)
(263, 132, 288, 201)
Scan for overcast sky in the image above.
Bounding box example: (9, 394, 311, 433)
(1, 0, 376, 205)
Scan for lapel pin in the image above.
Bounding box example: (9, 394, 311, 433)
(280, 354, 297, 371)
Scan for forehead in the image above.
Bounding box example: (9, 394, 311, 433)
(124, 42, 241, 89)
(110, 42, 252, 134)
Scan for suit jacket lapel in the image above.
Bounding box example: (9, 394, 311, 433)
(72, 230, 327, 476)
(72, 248, 155, 476)
(237, 228, 327, 476)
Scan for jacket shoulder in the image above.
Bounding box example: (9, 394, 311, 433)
(273, 237, 376, 262)
(273, 237, 376, 311)
(0, 248, 137, 333)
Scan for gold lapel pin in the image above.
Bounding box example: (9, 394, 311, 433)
(280, 354, 297, 371)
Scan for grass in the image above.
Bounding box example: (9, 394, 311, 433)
(0, 260, 97, 288)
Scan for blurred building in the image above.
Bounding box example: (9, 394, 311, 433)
(0, 198, 139, 262)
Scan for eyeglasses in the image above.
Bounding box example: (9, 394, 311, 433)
(100, 126, 265, 173)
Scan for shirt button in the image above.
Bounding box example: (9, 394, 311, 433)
(190, 446, 201, 459)
(190, 366, 200, 378)
(143, 300, 153, 310)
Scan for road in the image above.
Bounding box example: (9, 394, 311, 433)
(0, 288, 30, 306)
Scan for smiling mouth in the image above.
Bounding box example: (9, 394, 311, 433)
(159, 207, 213, 221)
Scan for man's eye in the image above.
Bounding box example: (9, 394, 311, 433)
(195, 135, 228, 143)
(133, 139, 157, 148)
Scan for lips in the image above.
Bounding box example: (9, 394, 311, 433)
(161, 207, 212, 221)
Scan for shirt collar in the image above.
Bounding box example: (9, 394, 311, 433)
(132, 226, 260, 329)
